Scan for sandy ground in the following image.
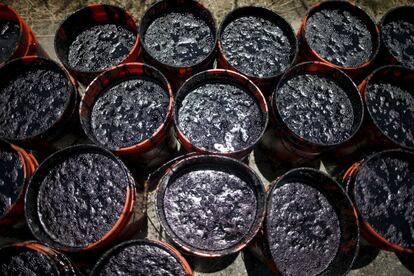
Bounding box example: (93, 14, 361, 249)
(1, 0, 414, 275)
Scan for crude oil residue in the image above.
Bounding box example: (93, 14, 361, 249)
(0, 149, 23, 217)
(0, 20, 20, 62)
(68, 24, 135, 72)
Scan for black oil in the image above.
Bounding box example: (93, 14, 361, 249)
(277, 73, 354, 145)
(382, 20, 414, 70)
(164, 168, 257, 251)
(0, 247, 59, 276)
(0, 149, 23, 218)
(37, 153, 129, 248)
(68, 23, 135, 72)
(267, 183, 340, 276)
(0, 66, 71, 140)
(91, 77, 169, 149)
(366, 82, 414, 148)
(144, 12, 214, 67)
(98, 243, 186, 276)
(305, 8, 373, 67)
(221, 15, 293, 77)
(355, 154, 414, 247)
(177, 82, 264, 152)
(0, 20, 19, 62)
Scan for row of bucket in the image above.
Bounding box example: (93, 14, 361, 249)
(0, 0, 413, 275)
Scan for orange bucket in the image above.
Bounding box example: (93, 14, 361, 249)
(0, 139, 38, 228)
(343, 150, 414, 254)
(25, 145, 146, 253)
(0, 4, 46, 66)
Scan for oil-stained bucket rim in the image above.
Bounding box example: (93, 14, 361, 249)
(155, 154, 266, 257)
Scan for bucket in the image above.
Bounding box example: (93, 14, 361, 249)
(155, 154, 266, 271)
(0, 241, 77, 275)
(90, 239, 193, 275)
(54, 4, 140, 85)
(174, 69, 268, 159)
(139, 0, 217, 91)
(378, 5, 414, 70)
(342, 149, 414, 254)
(25, 145, 146, 252)
(0, 139, 38, 227)
(0, 4, 46, 66)
(0, 56, 80, 154)
(252, 168, 359, 275)
(80, 62, 177, 168)
(217, 6, 297, 96)
(262, 61, 364, 167)
(297, 0, 379, 81)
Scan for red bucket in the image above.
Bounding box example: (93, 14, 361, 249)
(0, 139, 38, 227)
(80, 62, 177, 168)
(0, 4, 46, 66)
(0, 241, 77, 275)
(90, 239, 193, 275)
(174, 69, 268, 160)
(54, 4, 141, 85)
(0, 56, 80, 154)
(251, 168, 359, 275)
(25, 145, 146, 253)
(262, 61, 364, 167)
(378, 6, 414, 70)
(139, 0, 217, 91)
(155, 154, 266, 271)
(297, 1, 379, 81)
(342, 150, 414, 254)
(217, 6, 298, 96)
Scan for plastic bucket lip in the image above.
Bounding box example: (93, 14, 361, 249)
(361, 65, 414, 151)
(89, 239, 193, 276)
(54, 4, 140, 75)
(271, 61, 364, 148)
(0, 4, 25, 64)
(155, 154, 266, 257)
(24, 144, 136, 252)
(173, 69, 269, 158)
(80, 62, 174, 154)
(300, 0, 380, 72)
(265, 167, 359, 276)
(0, 56, 78, 144)
(138, 0, 217, 72)
(379, 5, 414, 70)
(348, 149, 414, 253)
(217, 6, 298, 81)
